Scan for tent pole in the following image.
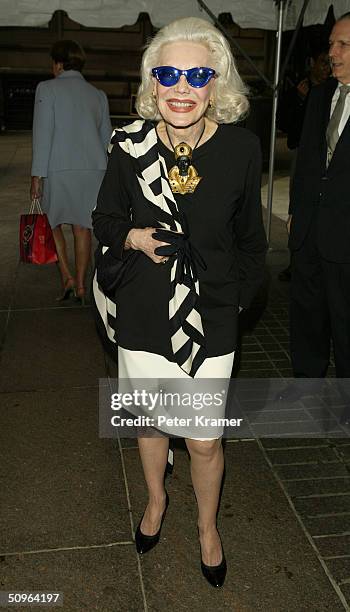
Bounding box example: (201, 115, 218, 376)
(279, 0, 311, 86)
(266, 0, 286, 244)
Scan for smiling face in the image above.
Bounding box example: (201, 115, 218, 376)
(153, 41, 215, 128)
(329, 19, 350, 84)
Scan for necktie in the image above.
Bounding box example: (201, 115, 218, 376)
(326, 84, 350, 165)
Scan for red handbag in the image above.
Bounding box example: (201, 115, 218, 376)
(19, 199, 58, 264)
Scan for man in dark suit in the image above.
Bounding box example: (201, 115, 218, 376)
(288, 13, 350, 390)
(278, 47, 330, 281)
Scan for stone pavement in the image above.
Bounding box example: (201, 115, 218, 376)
(0, 132, 350, 611)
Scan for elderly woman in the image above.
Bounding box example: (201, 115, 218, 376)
(31, 40, 111, 302)
(93, 17, 266, 587)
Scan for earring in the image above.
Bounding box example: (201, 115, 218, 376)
(208, 99, 214, 109)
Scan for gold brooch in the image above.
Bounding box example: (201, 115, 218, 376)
(168, 142, 202, 195)
(165, 122, 205, 195)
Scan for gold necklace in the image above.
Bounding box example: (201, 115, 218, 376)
(166, 122, 205, 195)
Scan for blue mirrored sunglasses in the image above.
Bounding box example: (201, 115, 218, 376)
(151, 66, 216, 88)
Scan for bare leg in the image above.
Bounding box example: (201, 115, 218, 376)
(72, 225, 91, 296)
(52, 225, 74, 287)
(137, 437, 169, 535)
(186, 438, 224, 566)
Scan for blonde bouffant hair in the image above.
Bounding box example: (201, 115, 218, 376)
(136, 17, 249, 124)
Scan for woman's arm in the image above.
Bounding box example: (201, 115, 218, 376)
(92, 145, 169, 263)
(99, 91, 113, 150)
(31, 82, 54, 179)
(92, 145, 134, 260)
(234, 137, 268, 309)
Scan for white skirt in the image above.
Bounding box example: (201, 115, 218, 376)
(117, 347, 235, 440)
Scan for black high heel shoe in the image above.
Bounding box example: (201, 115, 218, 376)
(74, 286, 86, 306)
(135, 491, 169, 554)
(199, 530, 227, 588)
(56, 277, 75, 302)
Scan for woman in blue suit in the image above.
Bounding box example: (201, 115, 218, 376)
(31, 40, 112, 302)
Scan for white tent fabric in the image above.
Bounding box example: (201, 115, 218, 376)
(284, 0, 349, 28)
(0, 0, 348, 30)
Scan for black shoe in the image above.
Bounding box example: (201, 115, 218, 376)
(275, 382, 303, 402)
(340, 410, 350, 427)
(201, 555, 227, 588)
(199, 532, 227, 588)
(56, 278, 75, 302)
(278, 265, 291, 282)
(74, 287, 86, 306)
(275, 380, 321, 402)
(135, 492, 169, 554)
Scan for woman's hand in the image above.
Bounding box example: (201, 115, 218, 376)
(125, 227, 170, 264)
(30, 176, 43, 201)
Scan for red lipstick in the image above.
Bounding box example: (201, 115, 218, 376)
(166, 98, 196, 113)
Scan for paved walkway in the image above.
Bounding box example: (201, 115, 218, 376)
(0, 132, 350, 611)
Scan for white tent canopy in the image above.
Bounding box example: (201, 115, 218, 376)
(0, 0, 348, 30)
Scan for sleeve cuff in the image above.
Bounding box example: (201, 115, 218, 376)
(31, 169, 47, 178)
(108, 223, 134, 260)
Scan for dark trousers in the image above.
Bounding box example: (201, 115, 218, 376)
(290, 220, 350, 378)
